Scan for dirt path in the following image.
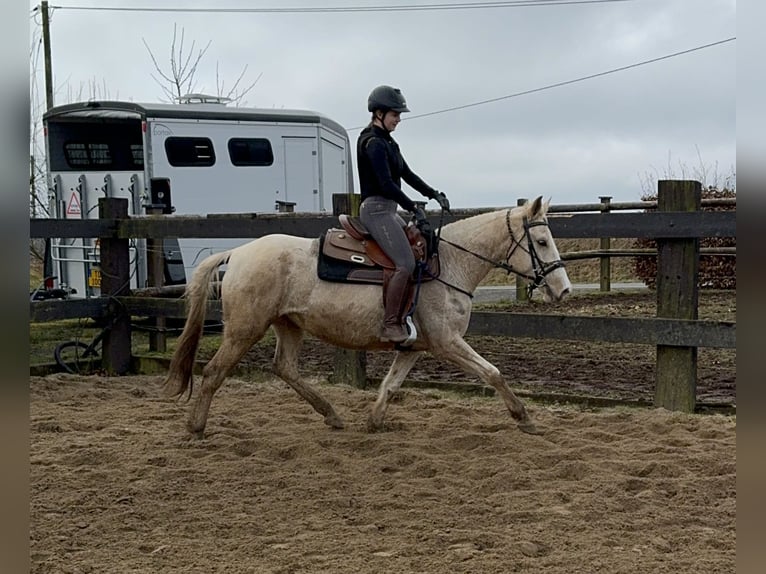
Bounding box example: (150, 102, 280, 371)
(31, 374, 735, 573)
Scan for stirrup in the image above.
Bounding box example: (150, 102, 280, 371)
(400, 316, 417, 347)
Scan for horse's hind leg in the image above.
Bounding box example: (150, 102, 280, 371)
(368, 351, 424, 432)
(272, 319, 344, 429)
(432, 337, 542, 435)
(187, 326, 261, 438)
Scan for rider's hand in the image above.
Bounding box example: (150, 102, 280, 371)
(433, 191, 450, 212)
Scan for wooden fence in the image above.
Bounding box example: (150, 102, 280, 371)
(524, 194, 736, 295)
(29, 180, 736, 412)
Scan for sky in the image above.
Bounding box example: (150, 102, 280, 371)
(28, 0, 737, 209)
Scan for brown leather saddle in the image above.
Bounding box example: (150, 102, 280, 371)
(317, 214, 440, 285)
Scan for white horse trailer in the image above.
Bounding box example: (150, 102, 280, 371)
(43, 98, 353, 298)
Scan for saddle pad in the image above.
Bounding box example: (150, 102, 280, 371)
(317, 234, 441, 285)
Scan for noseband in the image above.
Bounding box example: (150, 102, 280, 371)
(438, 209, 565, 297)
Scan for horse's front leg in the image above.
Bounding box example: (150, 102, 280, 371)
(368, 351, 424, 432)
(432, 337, 542, 435)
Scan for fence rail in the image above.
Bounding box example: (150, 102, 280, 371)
(29, 209, 736, 240)
(548, 197, 735, 213)
(29, 181, 736, 412)
(30, 297, 735, 350)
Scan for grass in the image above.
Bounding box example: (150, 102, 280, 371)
(30, 257, 44, 291)
(30, 318, 104, 366)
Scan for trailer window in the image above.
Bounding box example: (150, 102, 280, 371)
(228, 138, 274, 166)
(64, 142, 113, 168)
(165, 137, 216, 167)
(130, 144, 144, 167)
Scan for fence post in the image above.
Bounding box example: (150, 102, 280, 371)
(98, 198, 132, 375)
(599, 196, 612, 292)
(654, 180, 701, 412)
(145, 205, 166, 352)
(331, 193, 361, 216)
(329, 193, 368, 388)
(515, 197, 529, 302)
(275, 200, 296, 213)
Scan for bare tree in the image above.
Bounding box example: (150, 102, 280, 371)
(215, 61, 262, 106)
(638, 148, 736, 198)
(143, 23, 259, 105)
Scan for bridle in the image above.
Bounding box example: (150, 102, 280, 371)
(436, 209, 565, 298)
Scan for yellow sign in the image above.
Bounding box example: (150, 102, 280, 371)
(88, 268, 101, 288)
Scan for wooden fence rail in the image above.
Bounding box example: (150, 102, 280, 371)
(30, 209, 735, 240)
(29, 297, 735, 350)
(29, 180, 736, 412)
(29, 197, 735, 290)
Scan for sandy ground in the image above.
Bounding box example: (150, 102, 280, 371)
(30, 373, 735, 574)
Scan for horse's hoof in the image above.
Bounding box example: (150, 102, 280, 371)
(324, 414, 345, 430)
(517, 422, 544, 435)
(186, 422, 206, 439)
(366, 416, 384, 433)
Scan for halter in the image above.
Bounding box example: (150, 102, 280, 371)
(438, 209, 565, 298)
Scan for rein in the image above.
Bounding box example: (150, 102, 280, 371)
(437, 209, 565, 298)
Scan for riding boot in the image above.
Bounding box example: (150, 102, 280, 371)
(381, 270, 411, 343)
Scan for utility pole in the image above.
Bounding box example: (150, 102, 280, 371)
(30, 155, 36, 218)
(38, 1, 55, 279)
(41, 1, 54, 110)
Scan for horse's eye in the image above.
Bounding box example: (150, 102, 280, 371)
(537, 239, 548, 247)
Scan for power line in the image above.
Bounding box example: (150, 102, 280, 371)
(52, 0, 638, 14)
(348, 37, 736, 130)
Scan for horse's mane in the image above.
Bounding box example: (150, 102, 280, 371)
(439, 208, 507, 242)
(434, 200, 548, 291)
(439, 199, 547, 243)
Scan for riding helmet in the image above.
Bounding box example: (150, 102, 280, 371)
(367, 85, 410, 113)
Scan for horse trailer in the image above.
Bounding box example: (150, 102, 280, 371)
(43, 97, 354, 298)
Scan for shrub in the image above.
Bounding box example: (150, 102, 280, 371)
(633, 187, 736, 289)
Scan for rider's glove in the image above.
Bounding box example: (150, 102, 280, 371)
(433, 191, 450, 212)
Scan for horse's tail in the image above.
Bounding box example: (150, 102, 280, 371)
(162, 250, 231, 399)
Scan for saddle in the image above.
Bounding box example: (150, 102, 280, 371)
(317, 214, 440, 285)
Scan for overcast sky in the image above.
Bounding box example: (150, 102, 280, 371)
(29, 0, 736, 208)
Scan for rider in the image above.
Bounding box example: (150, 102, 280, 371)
(357, 85, 450, 343)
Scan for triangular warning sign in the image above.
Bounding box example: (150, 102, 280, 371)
(66, 192, 82, 216)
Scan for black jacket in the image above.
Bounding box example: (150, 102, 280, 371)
(356, 125, 436, 212)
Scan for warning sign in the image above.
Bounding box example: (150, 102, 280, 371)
(88, 267, 101, 288)
(66, 192, 82, 216)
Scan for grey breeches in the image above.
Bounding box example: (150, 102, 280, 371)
(359, 197, 415, 276)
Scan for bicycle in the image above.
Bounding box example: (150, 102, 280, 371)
(53, 302, 126, 375)
(54, 323, 109, 375)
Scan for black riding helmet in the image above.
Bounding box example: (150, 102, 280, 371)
(367, 85, 410, 113)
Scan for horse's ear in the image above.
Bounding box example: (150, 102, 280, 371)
(529, 196, 544, 218)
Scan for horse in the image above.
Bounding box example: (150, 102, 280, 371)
(163, 196, 572, 438)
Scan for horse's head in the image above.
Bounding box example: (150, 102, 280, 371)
(509, 196, 571, 303)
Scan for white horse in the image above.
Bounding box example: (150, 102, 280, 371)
(164, 196, 571, 437)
